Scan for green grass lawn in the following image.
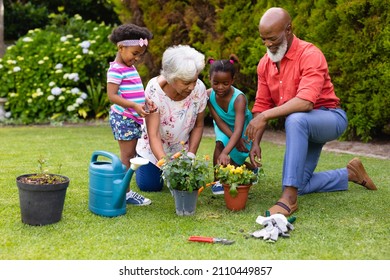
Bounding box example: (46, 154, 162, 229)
(0, 124, 389, 260)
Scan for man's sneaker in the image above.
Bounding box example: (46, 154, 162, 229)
(211, 181, 224, 195)
(126, 190, 152, 206)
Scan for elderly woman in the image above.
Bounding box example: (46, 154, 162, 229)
(135, 45, 208, 192)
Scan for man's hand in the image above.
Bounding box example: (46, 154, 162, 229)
(249, 145, 262, 167)
(245, 113, 267, 140)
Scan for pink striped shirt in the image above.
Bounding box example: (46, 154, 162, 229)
(107, 61, 145, 124)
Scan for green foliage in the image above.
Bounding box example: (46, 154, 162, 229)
(4, 0, 119, 40)
(214, 163, 259, 196)
(2, 0, 389, 140)
(4, 1, 49, 40)
(0, 14, 116, 124)
(159, 148, 211, 192)
(136, 0, 390, 141)
(299, 0, 390, 141)
(84, 79, 110, 119)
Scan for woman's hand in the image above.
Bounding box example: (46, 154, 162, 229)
(144, 98, 157, 113)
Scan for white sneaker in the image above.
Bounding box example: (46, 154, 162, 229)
(211, 181, 224, 195)
(126, 190, 152, 206)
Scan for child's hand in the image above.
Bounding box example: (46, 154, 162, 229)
(217, 153, 230, 166)
(134, 104, 150, 118)
(144, 98, 157, 113)
(235, 138, 249, 152)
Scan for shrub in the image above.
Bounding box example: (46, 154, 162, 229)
(0, 14, 115, 124)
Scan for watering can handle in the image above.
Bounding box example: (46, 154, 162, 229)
(90, 150, 123, 170)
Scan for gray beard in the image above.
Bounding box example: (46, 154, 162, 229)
(267, 37, 288, 62)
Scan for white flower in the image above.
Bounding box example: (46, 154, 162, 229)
(7, 60, 16, 64)
(60, 36, 67, 42)
(55, 69, 63, 74)
(51, 87, 62, 96)
(80, 92, 88, 99)
(68, 73, 79, 82)
(32, 88, 43, 98)
(22, 37, 33, 42)
(0, 65, 3, 69)
(79, 40, 90, 49)
(82, 48, 89, 54)
(5, 112, 11, 118)
(47, 95, 55, 101)
(49, 81, 56, 87)
(38, 60, 44, 64)
(71, 88, 80, 94)
(67, 105, 76, 111)
(13, 66, 21, 72)
(55, 63, 63, 69)
(76, 98, 84, 104)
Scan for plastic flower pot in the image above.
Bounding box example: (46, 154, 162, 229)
(222, 184, 251, 211)
(16, 174, 70, 226)
(172, 189, 198, 216)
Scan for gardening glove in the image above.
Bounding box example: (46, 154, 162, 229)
(252, 214, 295, 242)
(187, 152, 196, 163)
(187, 152, 196, 159)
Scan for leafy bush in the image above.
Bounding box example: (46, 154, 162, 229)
(0, 14, 115, 124)
(4, 1, 49, 40)
(4, 0, 120, 41)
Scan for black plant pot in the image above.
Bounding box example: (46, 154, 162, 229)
(16, 174, 70, 226)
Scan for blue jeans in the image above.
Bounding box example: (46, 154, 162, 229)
(283, 108, 348, 195)
(135, 161, 164, 192)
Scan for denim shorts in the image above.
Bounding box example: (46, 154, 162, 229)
(109, 111, 142, 141)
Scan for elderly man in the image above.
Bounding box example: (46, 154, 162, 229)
(245, 7, 377, 216)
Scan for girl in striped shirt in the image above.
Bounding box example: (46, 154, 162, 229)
(107, 24, 156, 206)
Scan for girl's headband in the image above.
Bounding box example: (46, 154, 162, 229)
(117, 38, 149, 47)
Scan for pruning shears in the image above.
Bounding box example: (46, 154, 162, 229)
(188, 236, 235, 245)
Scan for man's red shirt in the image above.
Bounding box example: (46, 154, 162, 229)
(252, 36, 340, 113)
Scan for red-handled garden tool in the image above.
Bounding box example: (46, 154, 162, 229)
(188, 236, 235, 245)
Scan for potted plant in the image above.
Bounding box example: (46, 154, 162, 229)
(158, 146, 211, 216)
(214, 164, 260, 211)
(16, 157, 70, 226)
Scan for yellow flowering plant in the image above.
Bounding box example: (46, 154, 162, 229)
(214, 164, 259, 196)
(158, 147, 211, 192)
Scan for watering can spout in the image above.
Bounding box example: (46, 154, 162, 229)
(113, 157, 149, 208)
